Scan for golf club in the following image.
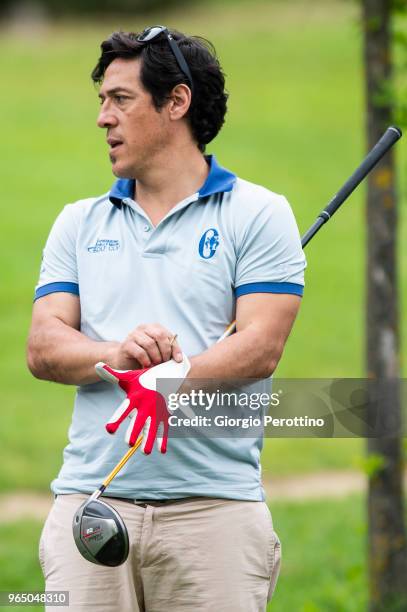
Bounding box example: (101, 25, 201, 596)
(72, 125, 402, 568)
(218, 125, 402, 341)
(72, 436, 142, 567)
(72, 335, 181, 566)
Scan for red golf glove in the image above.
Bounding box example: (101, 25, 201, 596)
(95, 356, 190, 454)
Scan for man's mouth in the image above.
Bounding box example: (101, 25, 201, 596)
(107, 137, 123, 150)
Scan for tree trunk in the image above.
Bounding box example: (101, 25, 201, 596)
(363, 1, 407, 610)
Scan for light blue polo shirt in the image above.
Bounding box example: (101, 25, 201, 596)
(35, 155, 306, 501)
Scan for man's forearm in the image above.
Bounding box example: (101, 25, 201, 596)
(27, 318, 119, 385)
(188, 325, 282, 381)
(186, 293, 302, 383)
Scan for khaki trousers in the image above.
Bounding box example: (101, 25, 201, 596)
(39, 494, 281, 612)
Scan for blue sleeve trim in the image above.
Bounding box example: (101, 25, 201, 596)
(34, 282, 80, 301)
(235, 282, 304, 297)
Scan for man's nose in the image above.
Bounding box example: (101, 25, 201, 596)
(97, 102, 118, 128)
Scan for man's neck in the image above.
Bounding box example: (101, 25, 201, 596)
(133, 144, 209, 227)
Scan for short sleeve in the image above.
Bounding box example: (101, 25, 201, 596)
(234, 195, 306, 298)
(34, 204, 80, 301)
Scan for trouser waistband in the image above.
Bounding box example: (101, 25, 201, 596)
(54, 494, 198, 508)
(103, 495, 191, 507)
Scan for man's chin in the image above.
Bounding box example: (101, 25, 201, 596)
(111, 163, 135, 180)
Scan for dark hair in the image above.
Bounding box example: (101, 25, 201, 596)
(91, 29, 228, 153)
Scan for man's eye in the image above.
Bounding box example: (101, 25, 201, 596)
(98, 96, 127, 106)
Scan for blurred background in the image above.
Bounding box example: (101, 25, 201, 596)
(0, 0, 406, 610)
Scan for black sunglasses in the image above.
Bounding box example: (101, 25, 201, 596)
(137, 25, 194, 96)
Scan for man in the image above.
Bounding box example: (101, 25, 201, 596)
(28, 26, 306, 611)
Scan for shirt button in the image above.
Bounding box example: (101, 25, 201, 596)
(143, 224, 150, 232)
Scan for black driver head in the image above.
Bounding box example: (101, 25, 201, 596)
(72, 498, 129, 567)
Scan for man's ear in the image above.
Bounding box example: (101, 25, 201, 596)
(167, 84, 192, 121)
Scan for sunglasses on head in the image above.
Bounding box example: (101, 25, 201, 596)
(137, 25, 194, 96)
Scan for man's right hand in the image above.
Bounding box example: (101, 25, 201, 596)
(109, 323, 183, 370)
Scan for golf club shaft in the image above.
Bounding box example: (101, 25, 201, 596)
(91, 436, 143, 500)
(217, 126, 402, 342)
(301, 125, 402, 247)
(103, 437, 143, 486)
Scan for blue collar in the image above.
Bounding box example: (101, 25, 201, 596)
(108, 155, 236, 207)
(198, 155, 236, 198)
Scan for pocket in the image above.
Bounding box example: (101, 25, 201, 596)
(37, 497, 58, 579)
(38, 523, 47, 575)
(267, 529, 282, 602)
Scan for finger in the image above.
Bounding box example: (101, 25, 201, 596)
(170, 338, 183, 363)
(154, 331, 172, 362)
(127, 410, 148, 447)
(156, 421, 168, 454)
(143, 325, 176, 363)
(142, 416, 158, 455)
(132, 332, 162, 365)
(122, 338, 152, 368)
(125, 410, 139, 445)
(140, 418, 151, 452)
(156, 421, 164, 451)
(159, 419, 169, 453)
(105, 398, 133, 434)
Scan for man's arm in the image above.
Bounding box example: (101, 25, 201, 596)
(27, 293, 183, 385)
(188, 292, 301, 379)
(27, 290, 300, 386)
(27, 293, 118, 385)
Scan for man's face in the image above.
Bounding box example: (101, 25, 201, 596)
(97, 58, 170, 178)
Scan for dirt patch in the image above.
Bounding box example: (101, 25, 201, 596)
(0, 492, 54, 523)
(265, 470, 366, 502)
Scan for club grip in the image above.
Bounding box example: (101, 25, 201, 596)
(324, 126, 402, 219)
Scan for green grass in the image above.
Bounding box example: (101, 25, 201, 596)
(261, 438, 363, 478)
(0, 495, 367, 612)
(0, 521, 45, 612)
(268, 494, 367, 611)
(0, 0, 406, 493)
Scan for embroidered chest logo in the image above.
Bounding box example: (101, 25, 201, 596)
(198, 228, 219, 259)
(87, 239, 120, 253)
